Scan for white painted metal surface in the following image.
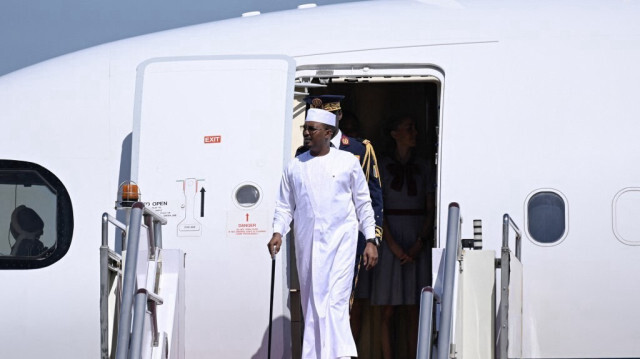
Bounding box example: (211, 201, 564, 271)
(455, 250, 496, 359)
(509, 253, 523, 359)
(153, 249, 186, 359)
(132, 56, 295, 358)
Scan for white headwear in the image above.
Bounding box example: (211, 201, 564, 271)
(305, 108, 336, 127)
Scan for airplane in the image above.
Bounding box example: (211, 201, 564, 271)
(1, 0, 639, 358)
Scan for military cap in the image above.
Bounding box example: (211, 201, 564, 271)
(304, 95, 345, 112)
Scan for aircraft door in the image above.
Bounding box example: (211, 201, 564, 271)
(131, 55, 295, 358)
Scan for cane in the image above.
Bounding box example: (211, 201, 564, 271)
(268, 246, 276, 359)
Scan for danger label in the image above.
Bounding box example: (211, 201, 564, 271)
(226, 210, 269, 238)
(228, 223, 266, 236)
(204, 135, 222, 144)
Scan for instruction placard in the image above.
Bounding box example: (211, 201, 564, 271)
(142, 200, 179, 218)
(226, 210, 269, 238)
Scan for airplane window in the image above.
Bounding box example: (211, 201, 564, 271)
(527, 191, 566, 244)
(0, 160, 73, 269)
(235, 184, 261, 208)
(612, 188, 640, 245)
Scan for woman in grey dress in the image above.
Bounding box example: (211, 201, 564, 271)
(372, 116, 434, 359)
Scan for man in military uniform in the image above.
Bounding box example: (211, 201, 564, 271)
(297, 94, 384, 342)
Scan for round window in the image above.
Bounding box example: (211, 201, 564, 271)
(234, 184, 261, 208)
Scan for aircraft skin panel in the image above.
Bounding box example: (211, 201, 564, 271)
(0, 1, 639, 358)
(0, 160, 110, 358)
(435, 33, 640, 357)
(132, 55, 295, 358)
(0, 44, 121, 296)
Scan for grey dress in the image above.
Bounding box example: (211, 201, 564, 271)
(371, 155, 433, 306)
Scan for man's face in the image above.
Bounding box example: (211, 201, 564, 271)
(303, 121, 331, 151)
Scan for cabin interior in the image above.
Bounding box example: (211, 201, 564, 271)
(290, 72, 441, 358)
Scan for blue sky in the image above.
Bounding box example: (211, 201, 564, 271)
(0, 0, 359, 76)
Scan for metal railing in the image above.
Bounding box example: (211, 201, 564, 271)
(99, 202, 167, 359)
(101, 214, 127, 359)
(115, 203, 145, 359)
(435, 203, 462, 359)
(417, 205, 524, 359)
(498, 214, 522, 359)
(143, 206, 167, 255)
(417, 287, 440, 359)
(129, 289, 164, 359)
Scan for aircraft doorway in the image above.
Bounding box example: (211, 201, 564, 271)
(291, 66, 442, 359)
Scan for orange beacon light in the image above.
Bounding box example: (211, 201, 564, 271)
(118, 181, 141, 206)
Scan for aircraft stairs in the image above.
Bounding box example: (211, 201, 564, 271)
(100, 197, 185, 359)
(416, 203, 523, 359)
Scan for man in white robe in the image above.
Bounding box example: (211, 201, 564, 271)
(268, 108, 377, 359)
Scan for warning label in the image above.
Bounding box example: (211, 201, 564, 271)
(226, 210, 269, 237)
(230, 223, 266, 236)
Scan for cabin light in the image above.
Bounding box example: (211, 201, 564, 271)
(117, 181, 141, 207)
(242, 11, 261, 17)
(298, 3, 317, 9)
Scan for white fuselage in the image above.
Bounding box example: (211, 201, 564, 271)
(1, 1, 639, 358)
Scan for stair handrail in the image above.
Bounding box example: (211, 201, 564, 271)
(417, 287, 440, 359)
(114, 202, 167, 359)
(101, 213, 127, 359)
(115, 203, 145, 359)
(435, 202, 462, 359)
(498, 213, 522, 359)
(142, 206, 166, 261)
(502, 214, 521, 261)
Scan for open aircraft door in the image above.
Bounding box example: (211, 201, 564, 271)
(131, 56, 295, 358)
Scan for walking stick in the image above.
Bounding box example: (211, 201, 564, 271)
(268, 248, 276, 359)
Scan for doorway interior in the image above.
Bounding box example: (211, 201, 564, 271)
(289, 66, 442, 359)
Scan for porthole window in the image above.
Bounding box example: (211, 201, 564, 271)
(526, 190, 568, 245)
(233, 183, 262, 209)
(612, 188, 640, 246)
(0, 160, 73, 269)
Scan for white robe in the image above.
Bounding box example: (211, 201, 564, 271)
(273, 148, 376, 359)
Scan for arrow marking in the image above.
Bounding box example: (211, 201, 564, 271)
(200, 187, 206, 217)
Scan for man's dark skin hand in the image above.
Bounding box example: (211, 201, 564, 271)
(268, 233, 282, 257)
(362, 242, 378, 270)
